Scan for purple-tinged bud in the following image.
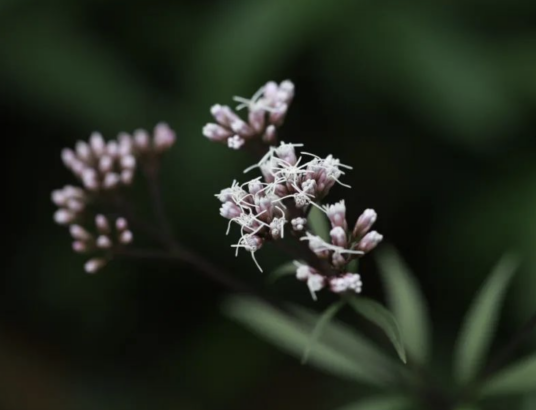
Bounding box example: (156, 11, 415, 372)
(121, 170, 134, 185)
(96, 235, 112, 249)
(120, 155, 136, 170)
(70, 225, 91, 241)
(305, 235, 330, 259)
(248, 178, 263, 195)
(353, 209, 377, 239)
(248, 108, 265, 133)
(332, 251, 347, 268)
(72, 241, 88, 253)
(330, 273, 362, 294)
(325, 200, 347, 230)
(54, 209, 73, 225)
(153, 122, 176, 152)
(356, 231, 383, 253)
(106, 141, 119, 158)
(51, 190, 66, 206)
(99, 156, 113, 173)
(66, 199, 84, 212)
(95, 214, 110, 233)
(202, 123, 232, 142)
(115, 217, 128, 231)
(262, 125, 277, 144)
(220, 202, 241, 219)
(118, 133, 133, 156)
(61, 148, 76, 168)
(133, 129, 150, 152)
(244, 235, 264, 252)
(103, 173, 120, 189)
(279, 80, 295, 102)
(75, 141, 91, 162)
(84, 258, 106, 274)
(307, 274, 325, 301)
(210, 104, 227, 124)
(263, 81, 278, 100)
(275, 142, 297, 165)
(330, 226, 348, 248)
(89, 132, 105, 156)
(119, 230, 133, 244)
(227, 135, 245, 150)
(296, 264, 312, 281)
(291, 217, 306, 231)
(269, 103, 288, 126)
(230, 119, 254, 137)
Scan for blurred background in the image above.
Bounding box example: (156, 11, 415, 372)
(2, 0, 536, 409)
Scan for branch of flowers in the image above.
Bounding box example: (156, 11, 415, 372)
(113, 247, 261, 295)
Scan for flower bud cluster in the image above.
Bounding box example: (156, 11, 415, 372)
(216, 142, 352, 272)
(52, 122, 176, 272)
(70, 214, 133, 274)
(203, 80, 294, 149)
(296, 201, 382, 298)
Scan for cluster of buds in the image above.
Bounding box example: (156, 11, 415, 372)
(296, 201, 382, 299)
(209, 81, 383, 300)
(52, 122, 176, 272)
(203, 80, 294, 149)
(215, 140, 383, 300)
(69, 215, 133, 273)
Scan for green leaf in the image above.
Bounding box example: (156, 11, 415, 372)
(292, 307, 407, 385)
(335, 395, 411, 410)
(308, 205, 330, 241)
(223, 296, 392, 386)
(348, 296, 407, 363)
(521, 393, 536, 410)
(302, 299, 346, 364)
(453, 254, 520, 385)
(481, 353, 536, 397)
(266, 261, 300, 284)
(377, 246, 431, 365)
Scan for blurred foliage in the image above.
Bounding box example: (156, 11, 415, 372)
(2, 0, 536, 409)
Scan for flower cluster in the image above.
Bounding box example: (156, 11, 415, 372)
(203, 80, 294, 149)
(70, 215, 133, 273)
(52, 122, 176, 273)
(215, 140, 383, 299)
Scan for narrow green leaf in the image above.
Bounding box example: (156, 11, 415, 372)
(302, 299, 346, 364)
(293, 307, 407, 385)
(521, 393, 536, 410)
(266, 261, 299, 284)
(335, 395, 412, 410)
(308, 205, 330, 241)
(481, 353, 536, 397)
(454, 254, 520, 384)
(223, 296, 391, 386)
(348, 296, 407, 363)
(377, 246, 431, 364)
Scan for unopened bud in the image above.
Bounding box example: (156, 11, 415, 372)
(119, 230, 133, 244)
(96, 235, 112, 249)
(84, 258, 106, 274)
(89, 132, 105, 156)
(353, 209, 377, 239)
(70, 225, 91, 241)
(54, 209, 73, 225)
(95, 214, 110, 233)
(153, 122, 176, 152)
(356, 231, 383, 253)
(330, 226, 347, 248)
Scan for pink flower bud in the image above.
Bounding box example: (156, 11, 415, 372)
(84, 258, 106, 274)
(133, 129, 150, 152)
(119, 230, 133, 244)
(103, 173, 120, 189)
(115, 217, 128, 231)
(75, 141, 91, 162)
(227, 135, 245, 150)
(356, 231, 383, 253)
(96, 235, 112, 249)
(54, 209, 73, 225)
(202, 123, 231, 142)
(89, 132, 105, 156)
(353, 209, 377, 239)
(325, 200, 347, 230)
(330, 226, 348, 248)
(95, 214, 110, 233)
(153, 122, 176, 152)
(70, 225, 91, 241)
(262, 125, 277, 144)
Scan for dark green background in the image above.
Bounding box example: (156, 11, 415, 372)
(2, 0, 536, 409)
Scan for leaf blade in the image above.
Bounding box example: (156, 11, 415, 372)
(308, 205, 330, 241)
(348, 296, 407, 363)
(377, 246, 431, 364)
(223, 296, 392, 386)
(453, 253, 520, 384)
(481, 353, 536, 397)
(334, 395, 412, 410)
